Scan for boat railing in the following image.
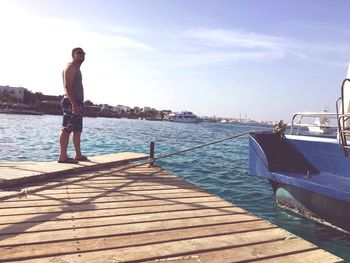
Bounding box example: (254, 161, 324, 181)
(337, 78, 350, 156)
(337, 79, 350, 129)
(290, 112, 338, 135)
(291, 78, 350, 138)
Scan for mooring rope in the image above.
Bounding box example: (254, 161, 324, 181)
(142, 128, 274, 167)
(154, 130, 253, 161)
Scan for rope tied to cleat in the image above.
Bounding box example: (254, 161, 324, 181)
(147, 128, 272, 167)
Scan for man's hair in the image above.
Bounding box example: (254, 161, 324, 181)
(72, 47, 84, 56)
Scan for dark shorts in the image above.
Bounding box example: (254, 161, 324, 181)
(61, 97, 84, 132)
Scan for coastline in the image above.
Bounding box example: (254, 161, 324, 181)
(0, 111, 274, 127)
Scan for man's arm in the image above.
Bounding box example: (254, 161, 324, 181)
(63, 65, 80, 115)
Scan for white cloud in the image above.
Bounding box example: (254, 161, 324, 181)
(185, 28, 285, 50)
(141, 27, 350, 68)
(117, 28, 289, 68)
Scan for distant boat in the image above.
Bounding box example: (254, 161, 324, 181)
(307, 108, 336, 134)
(167, 111, 199, 123)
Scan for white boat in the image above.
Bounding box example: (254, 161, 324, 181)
(307, 108, 336, 134)
(307, 118, 334, 134)
(167, 111, 199, 123)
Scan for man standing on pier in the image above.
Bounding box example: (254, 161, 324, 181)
(58, 47, 88, 163)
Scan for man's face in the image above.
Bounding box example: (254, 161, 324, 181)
(73, 49, 85, 63)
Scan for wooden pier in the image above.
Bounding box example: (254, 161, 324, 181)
(0, 154, 343, 262)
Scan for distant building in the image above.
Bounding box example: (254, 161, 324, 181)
(161, 110, 172, 115)
(101, 104, 113, 111)
(35, 100, 61, 115)
(143, 107, 152, 112)
(0, 85, 25, 102)
(111, 105, 124, 114)
(123, 106, 131, 114)
(133, 106, 142, 114)
(84, 105, 101, 117)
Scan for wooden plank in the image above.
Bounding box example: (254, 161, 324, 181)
(0, 194, 215, 209)
(0, 212, 251, 239)
(0, 202, 242, 224)
(4, 229, 319, 263)
(0, 210, 260, 236)
(0, 196, 222, 212)
(0, 212, 258, 238)
(0, 201, 238, 224)
(253, 249, 343, 263)
(1, 188, 207, 204)
(2, 228, 287, 263)
(142, 239, 341, 263)
(1, 198, 225, 215)
(0, 212, 261, 247)
(0, 191, 213, 204)
(8, 188, 205, 199)
(38, 181, 192, 190)
(0, 163, 342, 262)
(29, 184, 196, 195)
(0, 220, 274, 261)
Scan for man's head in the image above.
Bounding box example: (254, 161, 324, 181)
(71, 47, 85, 63)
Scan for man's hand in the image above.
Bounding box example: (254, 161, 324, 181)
(72, 105, 81, 115)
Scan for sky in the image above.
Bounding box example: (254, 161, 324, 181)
(0, 0, 349, 121)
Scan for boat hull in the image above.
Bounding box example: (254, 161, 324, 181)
(249, 131, 350, 233)
(270, 181, 350, 233)
(170, 119, 199, 123)
(307, 125, 336, 135)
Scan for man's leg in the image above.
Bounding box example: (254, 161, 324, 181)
(59, 98, 79, 163)
(59, 130, 70, 161)
(72, 113, 85, 160)
(72, 131, 83, 159)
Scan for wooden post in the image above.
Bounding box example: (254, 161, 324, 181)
(149, 141, 155, 167)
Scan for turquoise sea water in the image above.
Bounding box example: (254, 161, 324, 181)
(1, 113, 350, 260)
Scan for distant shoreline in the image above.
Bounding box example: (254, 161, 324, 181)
(0, 111, 274, 128)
